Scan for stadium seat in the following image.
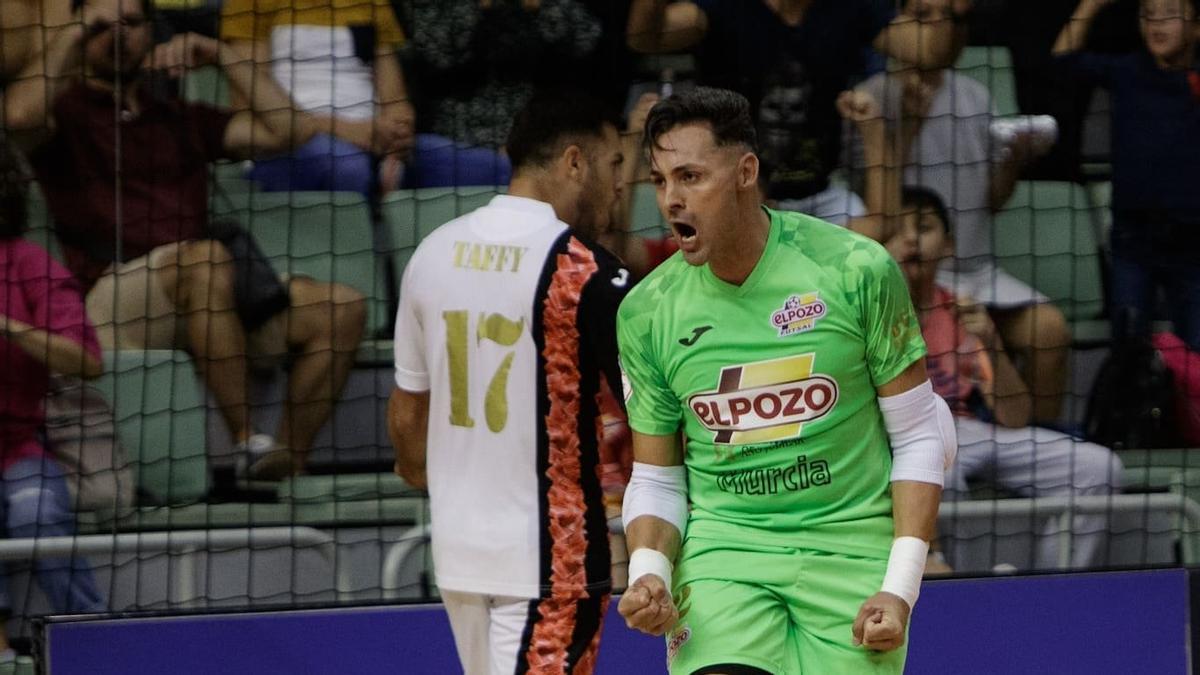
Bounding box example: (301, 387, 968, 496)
(182, 65, 229, 108)
(210, 190, 388, 333)
(381, 186, 502, 283)
(992, 181, 1106, 323)
(630, 182, 668, 237)
(94, 350, 209, 505)
(955, 45, 1019, 116)
(276, 473, 418, 503)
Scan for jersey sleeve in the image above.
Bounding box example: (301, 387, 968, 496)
(579, 246, 633, 408)
(616, 291, 682, 436)
(393, 249, 429, 392)
(854, 243, 926, 388)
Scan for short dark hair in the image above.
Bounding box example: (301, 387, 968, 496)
(901, 186, 951, 235)
(644, 86, 757, 155)
(0, 141, 29, 240)
(505, 89, 620, 171)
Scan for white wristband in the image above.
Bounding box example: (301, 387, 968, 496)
(627, 548, 673, 590)
(880, 536, 929, 610)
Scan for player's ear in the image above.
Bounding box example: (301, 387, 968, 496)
(736, 152, 759, 191)
(561, 144, 586, 183)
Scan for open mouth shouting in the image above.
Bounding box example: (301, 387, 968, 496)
(672, 221, 699, 251)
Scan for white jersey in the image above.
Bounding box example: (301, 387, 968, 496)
(393, 195, 629, 598)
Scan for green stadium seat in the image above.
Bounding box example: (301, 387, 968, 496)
(993, 181, 1105, 322)
(382, 186, 503, 286)
(94, 350, 209, 505)
(210, 190, 388, 333)
(182, 65, 229, 108)
(955, 45, 1019, 116)
(277, 473, 417, 503)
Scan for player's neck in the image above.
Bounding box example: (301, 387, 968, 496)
(508, 173, 572, 223)
(709, 207, 771, 286)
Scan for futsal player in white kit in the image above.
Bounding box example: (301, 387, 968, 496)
(389, 91, 631, 675)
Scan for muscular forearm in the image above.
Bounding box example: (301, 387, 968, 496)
(388, 389, 429, 486)
(219, 41, 316, 149)
(891, 480, 941, 542)
(1053, 0, 1106, 55)
(853, 120, 910, 242)
(5, 319, 102, 379)
(624, 515, 682, 563)
(989, 156, 1022, 211)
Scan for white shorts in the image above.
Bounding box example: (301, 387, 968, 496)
(936, 261, 1048, 310)
(441, 590, 608, 675)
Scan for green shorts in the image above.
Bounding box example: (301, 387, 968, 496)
(665, 537, 907, 675)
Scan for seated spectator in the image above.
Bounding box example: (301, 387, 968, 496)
(219, 0, 542, 192)
(220, 0, 417, 194)
(1054, 0, 1200, 349)
(626, 0, 970, 229)
(23, 0, 367, 480)
(891, 186, 1123, 571)
(393, 0, 614, 187)
(848, 0, 1071, 425)
(0, 141, 106, 657)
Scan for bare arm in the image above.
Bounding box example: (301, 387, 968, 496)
(841, 90, 913, 243)
(1052, 0, 1113, 56)
(388, 387, 430, 489)
(214, 39, 318, 158)
(4, 21, 86, 145)
(3, 316, 102, 380)
(956, 300, 1033, 428)
(626, 0, 707, 54)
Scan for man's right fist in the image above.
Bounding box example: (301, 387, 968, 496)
(618, 573, 678, 636)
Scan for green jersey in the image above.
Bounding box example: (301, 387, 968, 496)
(616, 208, 926, 559)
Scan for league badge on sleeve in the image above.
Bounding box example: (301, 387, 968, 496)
(770, 292, 827, 337)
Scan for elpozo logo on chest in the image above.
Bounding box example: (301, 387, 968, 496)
(688, 353, 839, 445)
(771, 292, 827, 337)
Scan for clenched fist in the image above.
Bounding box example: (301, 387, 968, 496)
(618, 573, 678, 636)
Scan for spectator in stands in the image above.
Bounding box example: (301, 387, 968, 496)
(847, 0, 1071, 425)
(893, 186, 1123, 570)
(1054, 0, 1200, 349)
(626, 0, 971, 229)
(0, 141, 106, 658)
(846, 96, 1123, 570)
(391, 0, 613, 187)
(22, 0, 367, 480)
(219, 0, 416, 194)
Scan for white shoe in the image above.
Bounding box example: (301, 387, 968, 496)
(234, 434, 294, 482)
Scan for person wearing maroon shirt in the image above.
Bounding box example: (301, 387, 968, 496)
(0, 141, 105, 660)
(23, 0, 367, 480)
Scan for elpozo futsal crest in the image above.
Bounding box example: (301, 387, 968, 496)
(687, 353, 839, 445)
(771, 292, 827, 336)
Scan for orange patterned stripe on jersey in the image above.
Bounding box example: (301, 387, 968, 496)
(526, 237, 598, 671)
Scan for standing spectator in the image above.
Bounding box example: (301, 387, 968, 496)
(626, 0, 970, 230)
(1054, 0, 1200, 348)
(24, 0, 367, 480)
(884, 186, 1124, 571)
(0, 141, 106, 658)
(390, 91, 628, 675)
(219, 0, 415, 194)
(393, 0, 611, 187)
(849, 0, 1071, 425)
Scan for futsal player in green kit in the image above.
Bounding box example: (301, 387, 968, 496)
(615, 87, 957, 674)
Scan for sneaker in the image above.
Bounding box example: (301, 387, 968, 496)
(234, 434, 295, 482)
